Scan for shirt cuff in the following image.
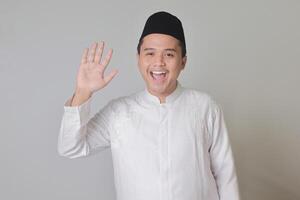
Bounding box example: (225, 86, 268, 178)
(63, 95, 92, 125)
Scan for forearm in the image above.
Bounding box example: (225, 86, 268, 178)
(58, 101, 91, 158)
(209, 101, 240, 199)
(213, 151, 240, 200)
(58, 96, 111, 158)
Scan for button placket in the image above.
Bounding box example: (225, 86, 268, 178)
(159, 104, 169, 200)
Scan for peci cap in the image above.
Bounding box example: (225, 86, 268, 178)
(138, 11, 186, 56)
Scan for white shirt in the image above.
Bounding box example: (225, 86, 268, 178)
(58, 83, 240, 200)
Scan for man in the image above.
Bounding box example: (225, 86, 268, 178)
(58, 11, 240, 200)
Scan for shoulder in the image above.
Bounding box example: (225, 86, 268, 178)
(180, 87, 219, 110)
(180, 88, 224, 136)
(104, 91, 140, 113)
(179, 87, 223, 123)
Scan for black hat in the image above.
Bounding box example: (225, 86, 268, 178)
(139, 11, 186, 56)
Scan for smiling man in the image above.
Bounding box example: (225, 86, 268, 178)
(138, 33, 186, 103)
(58, 11, 240, 200)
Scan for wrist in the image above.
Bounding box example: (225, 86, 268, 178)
(75, 88, 92, 98)
(70, 88, 92, 106)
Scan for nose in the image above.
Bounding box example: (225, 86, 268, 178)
(154, 53, 166, 66)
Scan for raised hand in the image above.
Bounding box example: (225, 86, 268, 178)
(71, 42, 118, 106)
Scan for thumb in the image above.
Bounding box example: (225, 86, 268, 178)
(104, 69, 118, 84)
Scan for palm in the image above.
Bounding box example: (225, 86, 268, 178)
(76, 42, 118, 93)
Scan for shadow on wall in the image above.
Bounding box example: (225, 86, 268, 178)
(233, 101, 300, 200)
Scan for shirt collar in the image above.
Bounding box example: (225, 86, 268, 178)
(141, 81, 183, 105)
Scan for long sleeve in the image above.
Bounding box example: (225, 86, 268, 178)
(57, 96, 113, 159)
(208, 103, 240, 200)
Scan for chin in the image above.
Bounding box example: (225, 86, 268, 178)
(148, 83, 169, 95)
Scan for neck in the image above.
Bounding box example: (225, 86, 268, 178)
(159, 97, 166, 104)
(148, 81, 178, 104)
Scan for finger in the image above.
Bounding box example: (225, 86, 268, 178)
(80, 48, 88, 64)
(100, 49, 113, 71)
(94, 41, 104, 64)
(104, 69, 118, 84)
(87, 42, 97, 63)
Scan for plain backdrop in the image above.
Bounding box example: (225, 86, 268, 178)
(1, 0, 299, 199)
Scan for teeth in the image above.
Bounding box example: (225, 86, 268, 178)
(152, 71, 166, 75)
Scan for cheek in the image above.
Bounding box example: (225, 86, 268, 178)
(169, 61, 183, 73)
(140, 59, 151, 71)
(168, 68, 183, 80)
(170, 69, 181, 78)
(138, 61, 149, 76)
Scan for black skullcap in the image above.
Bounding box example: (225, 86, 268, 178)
(139, 11, 186, 56)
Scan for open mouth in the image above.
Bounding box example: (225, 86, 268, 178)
(150, 71, 167, 82)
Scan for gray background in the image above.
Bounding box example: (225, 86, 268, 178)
(1, 0, 299, 199)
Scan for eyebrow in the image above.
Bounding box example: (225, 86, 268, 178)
(143, 48, 177, 52)
(165, 48, 177, 52)
(143, 48, 155, 51)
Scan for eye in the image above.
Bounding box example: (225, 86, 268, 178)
(145, 52, 154, 56)
(165, 53, 174, 57)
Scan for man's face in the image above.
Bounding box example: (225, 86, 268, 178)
(137, 33, 187, 101)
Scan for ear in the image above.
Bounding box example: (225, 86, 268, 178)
(181, 56, 187, 70)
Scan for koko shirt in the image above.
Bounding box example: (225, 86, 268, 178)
(58, 83, 240, 200)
